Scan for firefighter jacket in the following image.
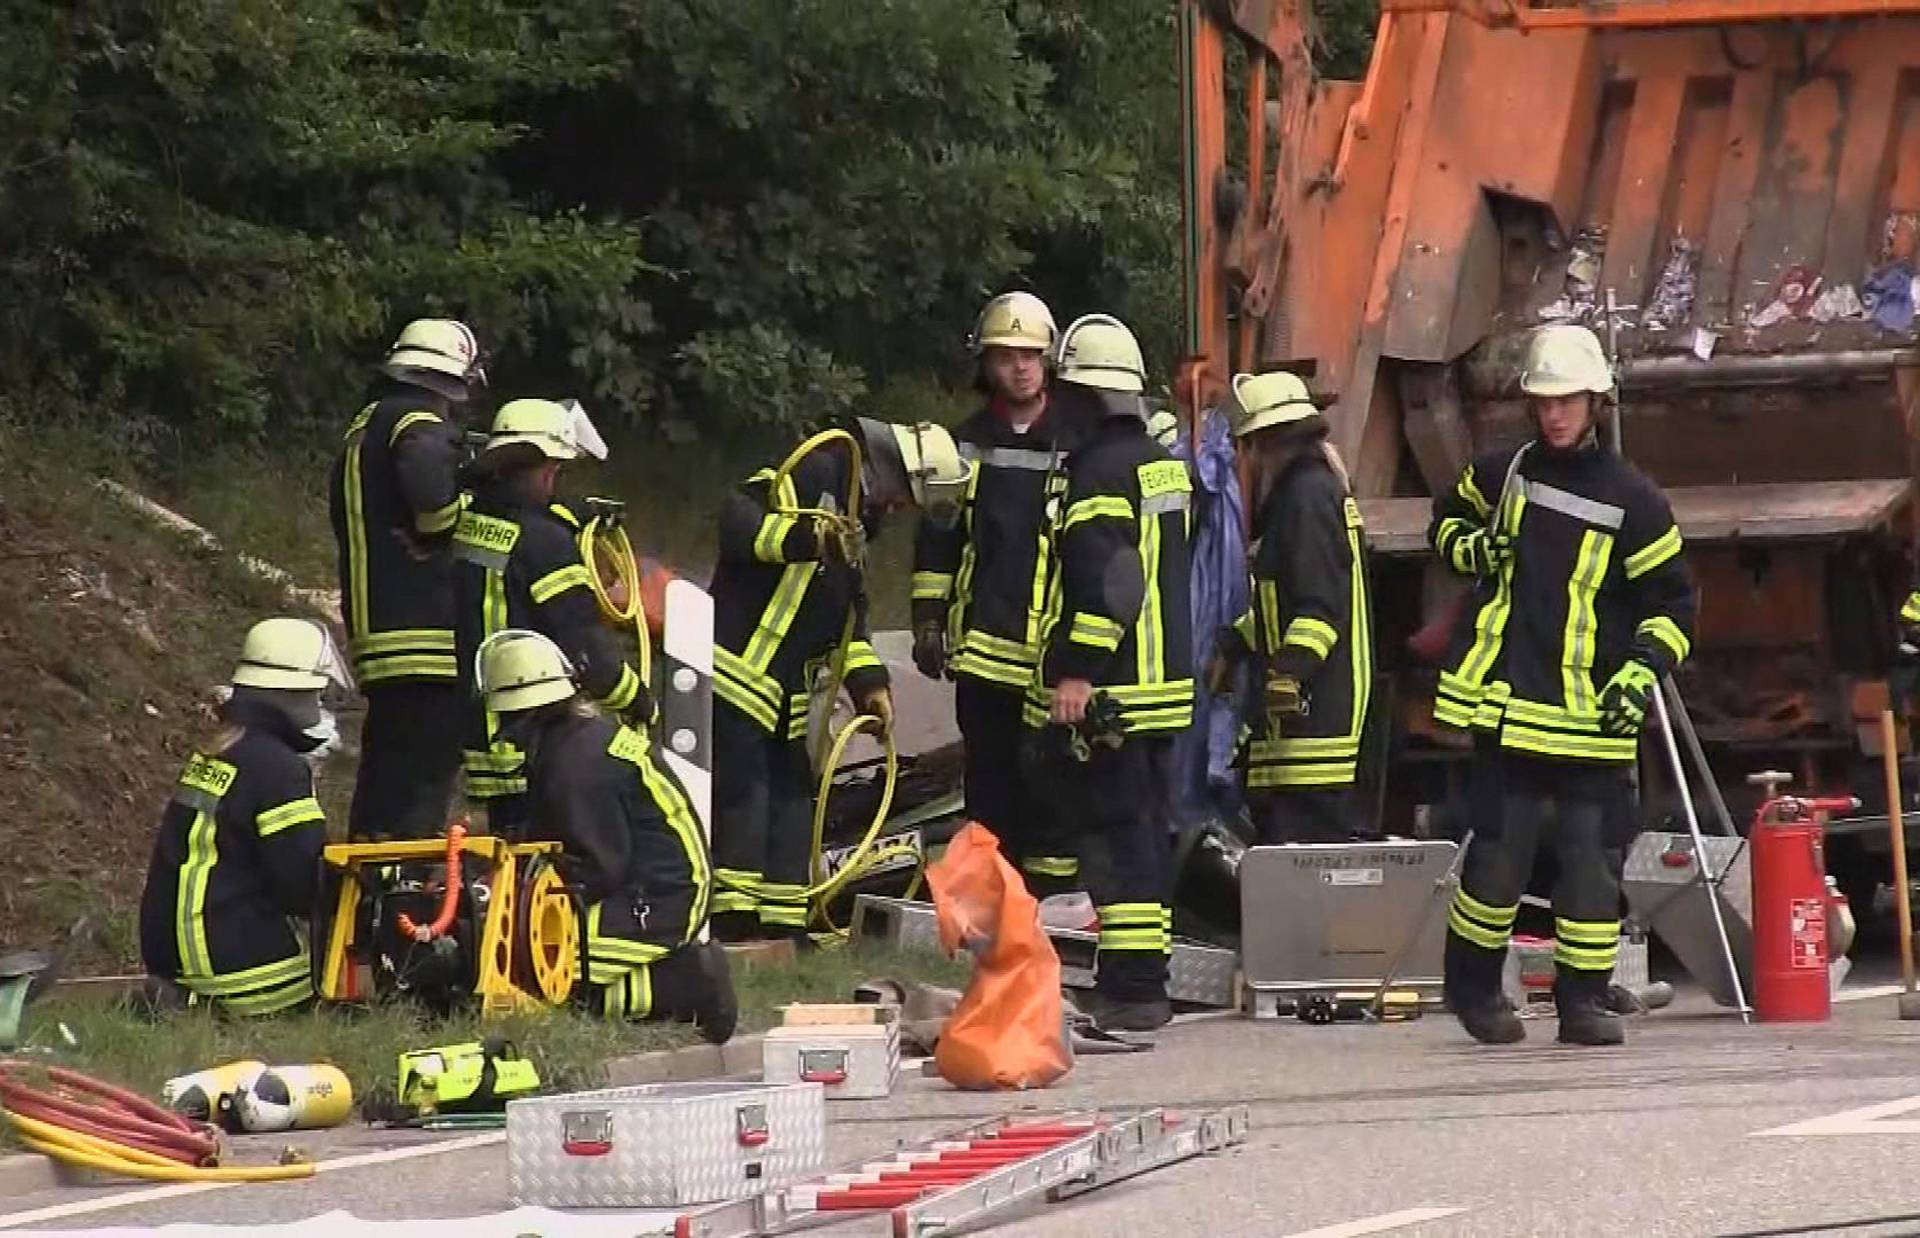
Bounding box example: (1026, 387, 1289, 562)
(330, 388, 467, 688)
(710, 445, 887, 742)
(137, 705, 326, 1016)
(1429, 438, 1695, 764)
(1024, 416, 1195, 735)
(911, 404, 1070, 689)
(524, 712, 710, 988)
(454, 487, 646, 799)
(1222, 450, 1375, 790)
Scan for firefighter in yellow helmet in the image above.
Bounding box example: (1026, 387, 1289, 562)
(453, 398, 650, 837)
(1024, 314, 1193, 1033)
(912, 292, 1083, 896)
(1208, 371, 1374, 843)
(476, 629, 736, 1041)
(708, 417, 968, 942)
(1431, 324, 1694, 1047)
(330, 319, 487, 841)
(139, 618, 348, 1016)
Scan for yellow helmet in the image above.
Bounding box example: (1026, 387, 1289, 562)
(1227, 371, 1322, 438)
(382, 319, 485, 396)
(1521, 325, 1614, 398)
(233, 618, 349, 692)
(1052, 314, 1146, 394)
(484, 398, 609, 464)
(854, 418, 972, 528)
(968, 292, 1056, 355)
(475, 629, 578, 714)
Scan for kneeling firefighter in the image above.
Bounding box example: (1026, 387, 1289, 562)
(1430, 325, 1694, 1047)
(709, 417, 970, 942)
(139, 618, 348, 1016)
(1210, 371, 1374, 843)
(1024, 314, 1194, 1032)
(454, 399, 651, 837)
(912, 291, 1083, 897)
(475, 630, 735, 1042)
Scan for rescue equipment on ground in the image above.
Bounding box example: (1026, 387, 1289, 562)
(162, 1060, 266, 1125)
(397, 1038, 542, 1117)
(0, 1060, 314, 1184)
(1749, 777, 1854, 1023)
(926, 824, 1071, 1091)
(762, 1004, 901, 1100)
(229, 1064, 353, 1133)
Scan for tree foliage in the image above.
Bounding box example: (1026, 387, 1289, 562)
(0, 1, 1377, 451)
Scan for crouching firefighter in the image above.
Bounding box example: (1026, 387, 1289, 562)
(1431, 324, 1694, 1047)
(913, 291, 1082, 896)
(475, 630, 736, 1042)
(1025, 314, 1194, 1033)
(454, 399, 651, 837)
(1209, 371, 1374, 843)
(331, 319, 486, 841)
(709, 417, 970, 942)
(139, 618, 348, 1016)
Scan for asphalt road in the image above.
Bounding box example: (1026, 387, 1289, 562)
(11, 970, 1920, 1237)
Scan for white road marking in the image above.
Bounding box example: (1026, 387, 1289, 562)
(0, 1132, 505, 1230)
(1832, 983, 1907, 1004)
(1284, 1206, 1467, 1237)
(1755, 1092, 1920, 1137)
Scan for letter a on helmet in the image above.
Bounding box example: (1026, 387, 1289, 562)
(969, 292, 1056, 355)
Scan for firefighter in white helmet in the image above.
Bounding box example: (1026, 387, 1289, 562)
(911, 292, 1083, 896)
(139, 618, 349, 1016)
(475, 629, 736, 1041)
(1208, 370, 1375, 843)
(1023, 313, 1193, 1033)
(707, 416, 969, 942)
(453, 398, 649, 837)
(330, 319, 488, 842)
(1430, 324, 1694, 1047)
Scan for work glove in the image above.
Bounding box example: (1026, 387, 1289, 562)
(814, 515, 863, 569)
(911, 621, 948, 680)
(1599, 661, 1659, 736)
(1453, 528, 1512, 580)
(860, 686, 894, 735)
(1263, 673, 1308, 726)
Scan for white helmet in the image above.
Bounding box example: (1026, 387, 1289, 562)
(968, 292, 1056, 355)
(853, 418, 972, 529)
(1052, 314, 1146, 394)
(476, 629, 578, 715)
(1227, 371, 1324, 439)
(483, 398, 609, 465)
(232, 618, 350, 693)
(382, 319, 485, 398)
(1521, 325, 1614, 398)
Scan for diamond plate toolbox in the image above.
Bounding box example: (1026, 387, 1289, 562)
(762, 1022, 899, 1100)
(506, 1080, 825, 1208)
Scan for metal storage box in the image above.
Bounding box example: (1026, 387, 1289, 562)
(1622, 831, 1752, 1007)
(1239, 840, 1459, 1012)
(506, 1080, 825, 1208)
(762, 1021, 899, 1100)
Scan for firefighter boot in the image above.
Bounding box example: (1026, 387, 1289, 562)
(1444, 933, 1524, 1045)
(1083, 990, 1174, 1033)
(1555, 968, 1624, 1046)
(652, 940, 740, 1045)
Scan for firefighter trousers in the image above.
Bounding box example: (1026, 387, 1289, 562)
(1249, 787, 1352, 845)
(956, 675, 1079, 896)
(1446, 746, 1630, 997)
(710, 697, 814, 938)
(350, 682, 463, 842)
(1048, 735, 1173, 1003)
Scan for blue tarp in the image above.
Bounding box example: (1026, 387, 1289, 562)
(1169, 408, 1248, 826)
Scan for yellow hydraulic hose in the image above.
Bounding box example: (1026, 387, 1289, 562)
(3, 1110, 315, 1184)
(579, 514, 651, 686)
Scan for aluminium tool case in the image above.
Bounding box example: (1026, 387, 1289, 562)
(762, 1020, 899, 1100)
(506, 1080, 825, 1208)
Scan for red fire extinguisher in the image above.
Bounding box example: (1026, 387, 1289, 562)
(1748, 786, 1855, 1023)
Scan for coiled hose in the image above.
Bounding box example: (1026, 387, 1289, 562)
(578, 514, 651, 687)
(0, 1061, 313, 1183)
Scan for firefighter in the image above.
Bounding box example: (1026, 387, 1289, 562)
(1210, 370, 1374, 843)
(330, 319, 486, 841)
(475, 629, 736, 1042)
(1430, 324, 1694, 1047)
(911, 292, 1081, 896)
(710, 417, 968, 942)
(139, 618, 347, 1016)
(453, 398, 649, 837)
(1025, 314, 1194, 1032)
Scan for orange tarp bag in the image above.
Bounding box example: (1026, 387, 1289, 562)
(928, 824, 1072, 1090)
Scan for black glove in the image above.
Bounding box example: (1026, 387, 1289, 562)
(1598, 661, 1658, 737)
(911, 621, 948, 680)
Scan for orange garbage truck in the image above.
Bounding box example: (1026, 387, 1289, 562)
(1179, 0, 1920, 909)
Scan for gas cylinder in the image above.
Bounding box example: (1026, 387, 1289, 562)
(1749, 791, 1853, 1022)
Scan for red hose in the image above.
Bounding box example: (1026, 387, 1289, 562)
(397, 820, 468, 942)
(0, 1061, 220, 1165)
